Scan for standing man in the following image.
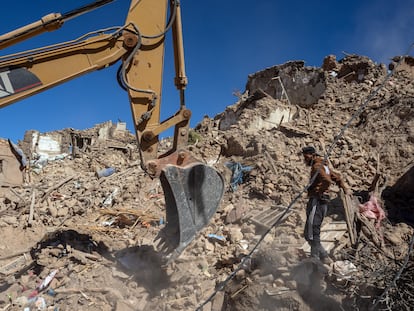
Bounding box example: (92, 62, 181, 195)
(301, 146, 349, 264)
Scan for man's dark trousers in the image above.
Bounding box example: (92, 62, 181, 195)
(304, 196, 329, 259)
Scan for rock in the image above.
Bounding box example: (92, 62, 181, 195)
(116, 301, 135, 311)
(227, 227, 244, 243)
(47, 206, 58, 217)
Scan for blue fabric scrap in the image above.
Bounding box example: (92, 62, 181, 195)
(225, 161, 253, 191)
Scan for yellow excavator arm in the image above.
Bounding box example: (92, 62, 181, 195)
(0, 0, 224, 259)
(0, 0, 186, 168)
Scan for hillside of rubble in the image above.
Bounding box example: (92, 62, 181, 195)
(0, 54, 413, 311)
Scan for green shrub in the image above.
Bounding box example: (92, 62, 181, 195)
(188, 130, 201, 145)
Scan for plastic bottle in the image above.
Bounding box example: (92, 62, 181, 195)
(96, 167, 116, 178)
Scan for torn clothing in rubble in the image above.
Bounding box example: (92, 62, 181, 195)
(359, 193, 385, 229)
(225, 162, 253, 191)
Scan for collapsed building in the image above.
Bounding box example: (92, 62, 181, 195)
(0, 54, 413, 311)
(18, 121, 133, 161)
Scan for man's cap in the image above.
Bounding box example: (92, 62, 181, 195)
(302, 146, 316, 154)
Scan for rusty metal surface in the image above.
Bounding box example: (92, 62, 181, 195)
(146, 149, 199, 177)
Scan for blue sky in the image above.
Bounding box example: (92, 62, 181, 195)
(1, 0, 413, 143)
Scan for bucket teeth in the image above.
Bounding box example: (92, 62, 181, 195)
(155, 162, 224, 257)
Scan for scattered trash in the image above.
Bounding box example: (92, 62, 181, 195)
(30, 155, 48, 173)
(238, 240, 249, 250)
(47, 288, 57, 297)
(30, 153, 69, 172)
(359, 194, 386, 229)
(102, 187, 119, 206)
(37, 269, 58, 292)
(52, 154, 68, 161)
(333, 260, 358, 282)
(225, 162, 253, 191)
(28, 296, 47, 310)
(73, 180, 82, 189)
(207, 234, 226, 244)
(96, 167, 116, 178)
(102, 219, 116, 226)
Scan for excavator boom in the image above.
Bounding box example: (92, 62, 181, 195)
(0, 0, 224, 259)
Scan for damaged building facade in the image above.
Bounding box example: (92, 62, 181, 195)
(0, 121, 133, 184)
(18, 121, 133, 164)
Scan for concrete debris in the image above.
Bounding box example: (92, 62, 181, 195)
(0, 54, 414, 310)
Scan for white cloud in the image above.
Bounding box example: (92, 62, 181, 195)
(353, 0, 414, 63)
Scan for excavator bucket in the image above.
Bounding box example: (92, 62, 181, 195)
(155, 162, 224, 258)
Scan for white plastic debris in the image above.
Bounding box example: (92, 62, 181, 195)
(333, 260, 357, 281)
(37, 269, 58, 291)
(103, 187, 119, 206)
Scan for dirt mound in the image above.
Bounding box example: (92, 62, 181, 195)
(0, 55, 413, 311)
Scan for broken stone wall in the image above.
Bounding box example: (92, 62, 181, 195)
(18, 121, 134, 161)
(33, 132, 64, 157)
(337, 54, 387, 82)
(245, 61, 327, 108)
(218, 90, 297, 133)
(389, 56, 414, 77)
(95, 121, 132, 141)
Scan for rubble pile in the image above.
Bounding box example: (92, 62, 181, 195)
(0, 54, 413, 311)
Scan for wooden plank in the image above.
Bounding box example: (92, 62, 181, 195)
(321, 221, 347, 231)
(340, 189, 357, 245)
(249, 205, 288, 230)
(302, 220, 347, 254)
(0, 254, 33, 276)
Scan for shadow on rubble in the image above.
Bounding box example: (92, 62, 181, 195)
(30, 229, 113, 268)
(114, 245, 170, 296)
(382, 165, 414, 226)
(1, 230, 111, 294)
(30, 230, 170, 295)
(291, 259, 342, 311)
(31, 229, 112, 256)
(326, 195, 346, 221)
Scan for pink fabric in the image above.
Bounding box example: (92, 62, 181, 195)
(359, 194, 386, 228)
